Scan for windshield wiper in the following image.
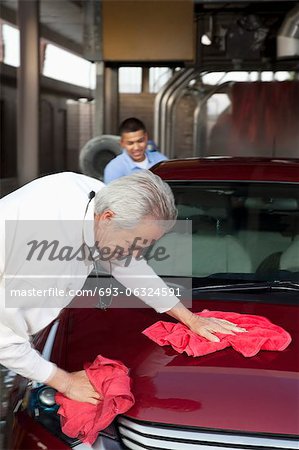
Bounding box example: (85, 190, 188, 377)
(269, 280, 299, 291)
(193, 280, 299, 292)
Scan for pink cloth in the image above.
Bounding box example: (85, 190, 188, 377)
(142, 310, 291, 357)
(55, 355, 135, 445)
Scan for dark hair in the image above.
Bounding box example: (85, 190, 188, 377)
(119, 117, 147, 135)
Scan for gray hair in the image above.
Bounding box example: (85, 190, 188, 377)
(94, 170, 177, 229)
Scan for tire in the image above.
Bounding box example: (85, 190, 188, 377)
(79, 135, 121, 180)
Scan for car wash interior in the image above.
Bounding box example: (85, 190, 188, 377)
(0, 0, 299, 194)
(0, 2, 299, 450)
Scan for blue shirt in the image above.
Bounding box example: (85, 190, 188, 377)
(103, 149, 168, 184)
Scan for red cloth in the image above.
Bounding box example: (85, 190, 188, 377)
(142, 310, 291, 357)
(55, 355, 135, 445)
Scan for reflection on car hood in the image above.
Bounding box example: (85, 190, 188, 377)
(56, 296, 299, 436)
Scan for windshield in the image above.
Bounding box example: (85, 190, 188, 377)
(148, 181, 299, 284)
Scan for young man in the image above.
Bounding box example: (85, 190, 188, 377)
(103, 117, 167, 183)
(0, 171, 245, 404)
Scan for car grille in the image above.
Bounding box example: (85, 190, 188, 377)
(118, 417, 298, 450)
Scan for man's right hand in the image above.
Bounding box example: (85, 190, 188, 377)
(46, 367, 102, 405)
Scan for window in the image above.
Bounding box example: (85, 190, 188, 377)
(149, 67, 173, 93)
(119, 67, 142, 93)
(2, 23, 20, 67)
(170, 181, 299, 282)
(201, 71, 292, 85)
(43, 44, 96, 89)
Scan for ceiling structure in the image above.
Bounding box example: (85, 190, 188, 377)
(0, 1, 298, 68)
(0, 0, 85, 55)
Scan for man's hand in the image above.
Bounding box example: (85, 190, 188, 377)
(64, 370, 102, 404)
(46, 368, 102, 405)
(186, 314, 246, 342)
(166, 301, 246, 342)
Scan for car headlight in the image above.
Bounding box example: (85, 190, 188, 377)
(28, 384, 58, 414)
(22, 382, 119, 446)
(24, 383, 80, 446)
(37, 386, 56, 407)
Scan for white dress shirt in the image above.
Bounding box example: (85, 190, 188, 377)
(0, 172, 179, 382)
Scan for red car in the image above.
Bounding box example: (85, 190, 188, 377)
(4, 158, 299, 450)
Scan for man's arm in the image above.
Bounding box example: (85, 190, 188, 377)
(0, 320, 101, 404)
(109, 258, 246, 340)
(108, 257, 180, 313)
(0, 297, 101, 404)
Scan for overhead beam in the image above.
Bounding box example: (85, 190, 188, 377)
(40, 25, 83, 56)
(1, 61, 94, 99)
(0, 3, 83, 56)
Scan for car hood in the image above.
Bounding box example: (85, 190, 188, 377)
(58, 296, 299, 436)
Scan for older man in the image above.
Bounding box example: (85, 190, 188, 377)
(0, 171, 245, 405)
